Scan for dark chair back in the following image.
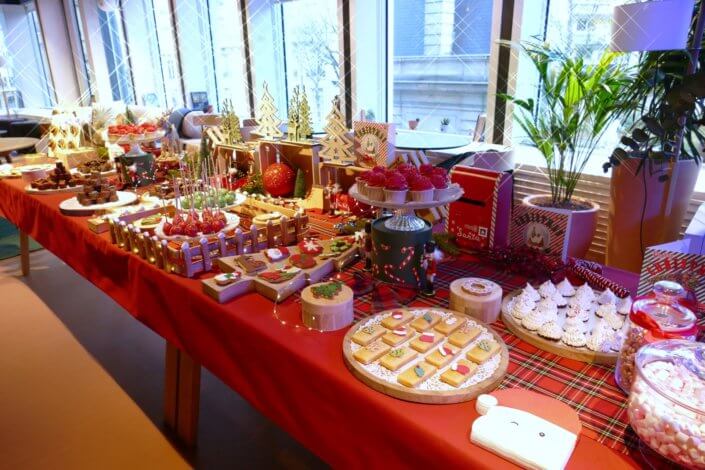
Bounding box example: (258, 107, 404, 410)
(8, 121, 41, 139)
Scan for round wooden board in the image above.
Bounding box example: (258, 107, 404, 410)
(501, 290, 618, 365)
(342, 307, 509, 404)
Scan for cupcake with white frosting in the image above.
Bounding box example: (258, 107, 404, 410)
(522, 310, 548, 331)
(605, 311, 624, 330)
(586, 328, 614, 352)
(538, 321, 563, 341)
(598, 288, 616, 305)
(561, 328, 587, 347)
(511, 299, 533, 320)
(564, 316, 586, 332)
(616, 296, 632, 315)
(522, 283, 541, 302)
(556, 278, 576, 297)
(538, 280, 557, 299)
(502, 297, 516, 316)
(595, 303, 617, 318)
(515, 291, 537, 309)
(550, 290, 567, 308)
(536, 298, 558, 316)
(575, 284, 595, 302)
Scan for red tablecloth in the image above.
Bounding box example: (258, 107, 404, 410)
(0, 179, 641, 469)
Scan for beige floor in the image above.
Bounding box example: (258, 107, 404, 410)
(0, 250, 325, 469)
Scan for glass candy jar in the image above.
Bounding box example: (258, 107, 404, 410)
(616, 281, 697, 392)
(628, 340, 705, 469)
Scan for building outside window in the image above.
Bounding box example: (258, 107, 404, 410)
(97, 5, 134, 104)
(0, 1, 55, 112)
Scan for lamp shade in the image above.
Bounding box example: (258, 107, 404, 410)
(611, 0, 694, 52)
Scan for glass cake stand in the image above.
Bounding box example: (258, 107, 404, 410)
(108, 130, 166, 156)
(348, 183, 463, 231)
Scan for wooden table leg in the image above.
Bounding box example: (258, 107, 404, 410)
(19, 231, 29, 276)
(164, 341, 201, 447)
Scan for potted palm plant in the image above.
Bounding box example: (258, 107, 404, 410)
(502, 41, 633, 257)
(604, 0, 704, 272)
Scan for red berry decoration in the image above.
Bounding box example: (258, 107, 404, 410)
(263, 162, 296, 197)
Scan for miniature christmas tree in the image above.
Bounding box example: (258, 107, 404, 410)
(286, 87, 300, 141)
(220, 99, 243, 145)
(256, 82, 283, 139)
(297, 86, 313, 140)
(320, 95, 353, 163)
(293, 168, 307, 198)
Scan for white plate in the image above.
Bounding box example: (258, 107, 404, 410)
(59, 191, 138, 215)
(25, 184, 83, 194)
(153, 211, 240, 241)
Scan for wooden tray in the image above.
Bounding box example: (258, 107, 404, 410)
(501, 290, 619, 365)
(343, 308, 508, 404)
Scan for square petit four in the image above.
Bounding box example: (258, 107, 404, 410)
(435, 314, 464, 335)
(425, 343, 459, 368)
(447, 323, 481, 348)
(352, 324, 385, 346)
(353, 341, 390, 365)
(440, 359, 478, 388)
(381, 327, 415, 346)
(409, 331, 443, 353)
(381, 309, 413, 329)
(380, 347, 418, 371)
(410, 311, 441, 332)
(467, 339, 501, 364)
(397, 361, 437, 388)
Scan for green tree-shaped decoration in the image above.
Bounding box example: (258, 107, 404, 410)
(293, 168, 307, 198)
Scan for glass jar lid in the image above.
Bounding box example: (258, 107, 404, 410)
(635, 340, 705, 414)
(632, 281, 696, 333)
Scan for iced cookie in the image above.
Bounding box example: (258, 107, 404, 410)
(352, 323, 385, 346)
(425, 343, 459, 368)
(380, 347, 418, 371)
(382, 327, 415, 346)
(352, 340, 390, 365)
(235, 254, 266, 274)
(264, 247, 289, 262)
(397, 361, 437, 388)
(410, 311, 441, 332)
(434, 314, 463, 335)
(467, 339, 500, 364)
(410, 331, 443, 353)
(381, 309, 413, 329)
(214, 271, 241, 286)
(448, 323, 481, 348)
(440, 359, 478, 387)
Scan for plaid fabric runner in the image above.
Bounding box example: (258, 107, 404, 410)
(329, 254, 634, 453)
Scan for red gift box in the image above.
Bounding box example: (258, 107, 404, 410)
(446, 166, 512, 250)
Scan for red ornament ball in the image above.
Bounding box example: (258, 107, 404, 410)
(263, 162, 295, 197)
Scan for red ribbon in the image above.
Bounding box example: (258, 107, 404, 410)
(629, 310, 699, 340)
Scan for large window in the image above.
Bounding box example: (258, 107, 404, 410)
(391, 0, 493, 134)
(97, 5, 134, 103)
(353, 0, 387, 122)
(249, 0, 342, 131)
(0, 1, 55, 112)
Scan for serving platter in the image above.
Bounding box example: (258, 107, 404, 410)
(343, 307, 508, 404)
(25, 184, 83, 195)
(59, 191, 138, 215)
(501, 288, 623, 365)
(153, 212, 241, 241)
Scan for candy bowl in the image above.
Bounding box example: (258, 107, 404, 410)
(628, 340, 705, 469)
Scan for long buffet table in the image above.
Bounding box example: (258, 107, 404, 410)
(0, 177, 642, 469)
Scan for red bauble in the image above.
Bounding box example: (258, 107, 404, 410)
(263, 162, 295, 197)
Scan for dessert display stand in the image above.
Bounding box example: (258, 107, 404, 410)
(348, 183, 462, 288)
(110, 131, 165, 187)
(343, 307, 508, 404)
(501, 289, 619, 365)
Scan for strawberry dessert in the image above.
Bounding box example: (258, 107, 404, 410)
(383, 171, 408, 203)
(409, 174, 435, 202)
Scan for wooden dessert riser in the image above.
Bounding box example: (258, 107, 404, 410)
(342, 308, 509, 404)
(501, 290, 618, 365)
(206, 241, 360, 303)
(108, 212, 310, 278)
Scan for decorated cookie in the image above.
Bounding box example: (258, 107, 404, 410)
(397, 361, 437, 388)
(448, 323, 481, 348)
(441, 359, 478, 387)
(381, 327, 415, 346)
(381, 309, 413, 329)
(329, 237, 353, 253)
(467, 339, 500, 364)
(353, 340, 390, 364)
(298, 238, 323, 255)
(380, 347, 418, 371)
(310, 280, 343, 299)
(410, 331, 443, 353)
(289, 253, 317, 269)
(425, 343, 459, 368)
(258, 266, 301, 284)
(434, 314, 464, 335)
(235, 255, 266, 274)
(214, 271, 241, 286)
(265, 246, 290, 262)
(352, 323, 385, 346)
(410, 311, 441, 332)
